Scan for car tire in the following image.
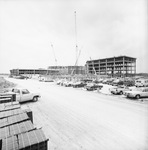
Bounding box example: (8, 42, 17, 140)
(33, 96, 38, 102)
(135, 95, 140, 99)
(119, 91, 123, 95)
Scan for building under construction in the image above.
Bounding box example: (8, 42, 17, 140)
(86, 56, 136, 77)
(47, 66, 86, 75)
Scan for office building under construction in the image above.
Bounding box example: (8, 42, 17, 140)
(86, 56, 136, 77)
(47, 66, 86, 75)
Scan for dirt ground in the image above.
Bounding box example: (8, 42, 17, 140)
(0, 76, 16, 92)
(5, 77, 148, 150)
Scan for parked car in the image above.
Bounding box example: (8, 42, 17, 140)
(10, 88, 41, 102)
(97, 78, 104, 83)
(102, 79, 108, 84)
(64, 80, 75, 87)
(56, 79, 65, 86)
(111, 79, 124, 86)
(123, 80, 135, 87)
(42, 76, 53, 82)
(92, 80, 100, 84)
(124, 87, 148, 99)
(15, 75, 27, 79)
(62, 80, 69, 86)
(56, 79, 63, 85)
(85, 83, 103, 91)
(106, 78, 115, 85)
(73, 81, 87, 88)
(81, 79, 93, 83)
(135, 79, 148, 87)
(110, 85, 131, 95)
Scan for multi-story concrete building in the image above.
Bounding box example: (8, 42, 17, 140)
(86, 56, 136, 77)
(47, 66, 86, 75)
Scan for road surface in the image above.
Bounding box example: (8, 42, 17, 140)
(6, 78, 148, 150)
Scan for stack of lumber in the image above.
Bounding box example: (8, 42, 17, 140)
(0, 93, 16, 104)
(0, 102, 49, 150)
(0, 102, 20, 112)
(0, 120, 35, 139)
(1, 129, 48, 150)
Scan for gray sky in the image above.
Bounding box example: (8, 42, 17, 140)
(0, 0, 147, 73)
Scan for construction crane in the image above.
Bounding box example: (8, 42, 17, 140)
(74, 11, 78, 63)
(46, 43, 57, 75)
(71, 49, 81, 75)
(90, 57, 97, 75)
(71, 11, 79, 76)
(50, 43, 57, 66)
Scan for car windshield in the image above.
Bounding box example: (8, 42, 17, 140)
(22, 89, 30, 94)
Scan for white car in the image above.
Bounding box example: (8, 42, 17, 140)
(135, 79, 148, 87)
(11, 88, 41, 102)
(124, 87, 148, 99)
(110, 85, 131, 95)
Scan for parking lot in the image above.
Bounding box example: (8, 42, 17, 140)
(5, 77, 148, 150)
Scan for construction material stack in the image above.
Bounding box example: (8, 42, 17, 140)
(0, 92, 16, 104)
(0, 102, 49, 150)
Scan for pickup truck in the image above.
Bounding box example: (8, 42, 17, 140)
(11, 88, 41, 102)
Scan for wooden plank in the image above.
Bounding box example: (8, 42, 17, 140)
(0, 104, 20, 112)
(18, 129, 49, 150)
(0, 98, 12, 104)
(0, 113, 29, 128)
(1, 134, 19, 150)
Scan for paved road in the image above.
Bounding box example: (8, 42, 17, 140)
(6, 78, 148, 150)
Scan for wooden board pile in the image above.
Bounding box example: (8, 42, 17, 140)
(0, 102, 49, 150)
(0, 93, 16, 104)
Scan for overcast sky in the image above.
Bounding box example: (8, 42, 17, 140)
(0, 0, 147, 73)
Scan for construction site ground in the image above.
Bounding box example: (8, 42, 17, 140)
(5, 77, 148, 150)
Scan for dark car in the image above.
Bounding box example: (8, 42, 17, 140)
(106, 78, 115, 85)
(85, 83, 103, 91)
(112, 79, 124, 86)
(73, 81, 87, 88)
(81, 79, 93, 83)
(123, 80, 135, 87)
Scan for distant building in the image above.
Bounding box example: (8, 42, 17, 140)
(10, 56, 136, 77)
(86, 56, 136, 77)
(47, 66, 86, 75)
(10, 69, 59, 76)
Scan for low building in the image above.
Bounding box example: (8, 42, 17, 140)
(10, 69, 59, 76)
(86, 56, 136, 77)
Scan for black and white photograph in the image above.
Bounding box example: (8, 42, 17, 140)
(0, 0, 147, 150)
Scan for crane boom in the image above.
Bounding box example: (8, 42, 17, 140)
(90, 57, 97, 75)
(51, 43, 57, 66)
